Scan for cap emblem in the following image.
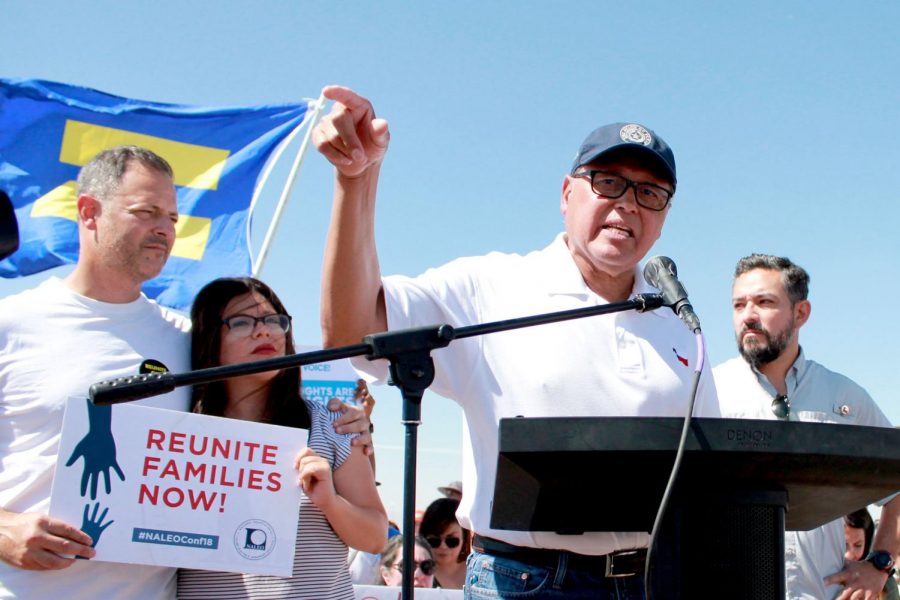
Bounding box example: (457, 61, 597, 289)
(620, 124, 652, 146)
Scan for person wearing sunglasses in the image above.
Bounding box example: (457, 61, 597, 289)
(714, 255, 899, 600)
(419, 498, 470, 589)
(177, 277, 387, 599)
(378, 535, 436, 589)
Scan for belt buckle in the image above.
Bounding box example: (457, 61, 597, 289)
(605, 550, 640, 578)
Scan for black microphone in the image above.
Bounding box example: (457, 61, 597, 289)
(643, 256, 701, 333)
(0, 190, 20, 261)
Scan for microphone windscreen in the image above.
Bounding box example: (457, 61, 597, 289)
(643, 255, 676, 289)
(0, 190, 19, 261)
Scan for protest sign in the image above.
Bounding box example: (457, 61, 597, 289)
(353, 585, 463, 600)
(51, 399, 305, 576)
(298, 343, 361, 405)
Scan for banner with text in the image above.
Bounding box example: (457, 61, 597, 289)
(50, 400, 305, 576)
(298, 343, 361, 405)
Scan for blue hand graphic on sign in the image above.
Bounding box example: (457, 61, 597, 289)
(75, 503, 114, 559)
(65, 399, 125, 499)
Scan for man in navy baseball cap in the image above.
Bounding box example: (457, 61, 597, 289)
(561, 121, 677, 300)
(570, 122, 676, 186)
(316, 86, 719, 599)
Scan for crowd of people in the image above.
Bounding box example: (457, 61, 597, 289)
(0, 83, 896, 600)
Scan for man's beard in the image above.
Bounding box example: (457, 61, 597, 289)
(737, 319, 793, 368)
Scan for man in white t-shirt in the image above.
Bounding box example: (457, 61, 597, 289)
(0, 146, 372, 600)
(713, 254, 899, 600)
(313, 86, 719, 599)
(0, 146, 189, 600)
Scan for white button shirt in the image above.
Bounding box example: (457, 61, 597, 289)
(714, 351, 893, 600)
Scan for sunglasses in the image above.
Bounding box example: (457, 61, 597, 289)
(425, 535, 461, 549)
(392, 559, 436, 576)
(771, 394, 790, 420)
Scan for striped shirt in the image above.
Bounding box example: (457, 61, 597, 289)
(177, 400, 354, 599)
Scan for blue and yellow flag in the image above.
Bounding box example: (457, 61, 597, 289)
(0, 78, 312, 311)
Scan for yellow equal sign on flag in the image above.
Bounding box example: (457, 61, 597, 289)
(59, 120, 229, 190)
(30, 120, 231, 261)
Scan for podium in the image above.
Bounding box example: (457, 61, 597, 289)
(490, 417, 900, 599)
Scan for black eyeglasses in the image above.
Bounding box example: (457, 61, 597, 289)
(425, 534, 461, 549)
(392, 559, 436, 576)
(771, 394, 790, 420)
(221, 313, 291, 337)
(573, 170, 673, 211)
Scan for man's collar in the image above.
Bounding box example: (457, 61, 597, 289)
(790, 346, 809, 379)
(542, 233, 591, 296)
(544, 233, 664, 318)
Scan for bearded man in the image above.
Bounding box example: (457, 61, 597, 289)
(714, 254, 899, 600)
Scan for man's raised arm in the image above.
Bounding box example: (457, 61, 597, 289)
(315, 86, 390, 348)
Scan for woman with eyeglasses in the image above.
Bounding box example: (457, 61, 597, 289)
(177, 277, 387, 599)
(419, 497, 470, 589)
(378, 535, 436, 588)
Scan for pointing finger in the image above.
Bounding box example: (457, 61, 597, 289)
(321, 85, 376, 114)
(328, 103, 369, 162)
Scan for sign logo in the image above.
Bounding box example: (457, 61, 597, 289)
(233, 519, 276, 560)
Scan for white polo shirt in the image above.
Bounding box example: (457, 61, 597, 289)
(353, 233, 719, 556)
(714, 352, 894, 600)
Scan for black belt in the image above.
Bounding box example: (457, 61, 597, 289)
(472, 535, 646, 578)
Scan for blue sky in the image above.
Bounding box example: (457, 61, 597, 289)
(3, 1, 898, 522)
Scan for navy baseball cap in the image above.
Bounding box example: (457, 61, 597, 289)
(570, 123, 676, 186)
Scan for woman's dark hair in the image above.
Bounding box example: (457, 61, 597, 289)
(844, 507, 875, 556)
(190, 277, 310, 429)
(419, 497, 470, 563)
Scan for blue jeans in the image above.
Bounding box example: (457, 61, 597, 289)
(464, 549, 646, 600)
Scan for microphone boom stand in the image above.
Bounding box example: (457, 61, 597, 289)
(90, 293, 664, 600)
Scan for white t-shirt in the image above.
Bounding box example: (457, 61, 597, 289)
(714, 352, 894, 600)
(353, 234, 720, 556)
(0, 277, 190, 600)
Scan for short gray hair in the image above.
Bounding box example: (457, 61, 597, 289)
(76, 146, 173, 201)
(733, 254, 810, 304)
